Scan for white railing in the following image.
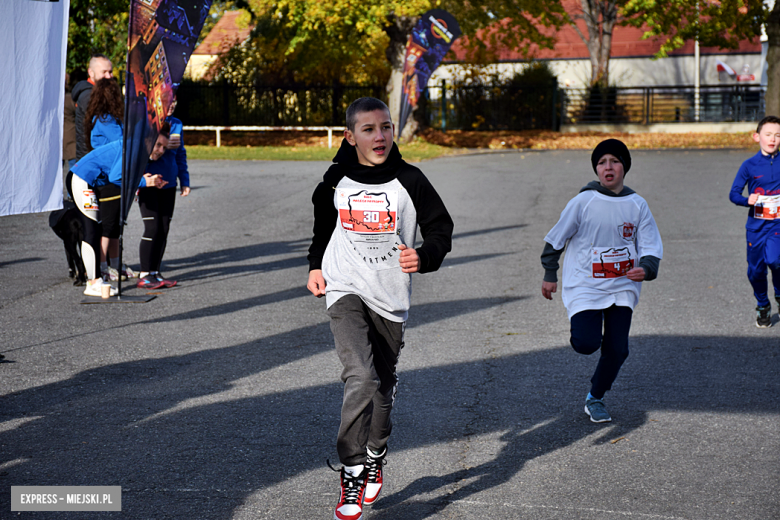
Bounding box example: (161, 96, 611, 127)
(182, 125, 346, 148)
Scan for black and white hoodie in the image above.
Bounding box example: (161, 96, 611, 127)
(308, 139, 453, 322)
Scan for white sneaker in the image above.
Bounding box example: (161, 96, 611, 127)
(104, 267, 120, 282)
(83, 280, 117, 297)
(121, 265, 137, 279)
(363, 447, 386, 505)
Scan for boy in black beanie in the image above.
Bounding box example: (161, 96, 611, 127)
(541, 139, 663, 422)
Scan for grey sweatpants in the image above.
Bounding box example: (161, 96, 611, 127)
(327, 294, 405, 466)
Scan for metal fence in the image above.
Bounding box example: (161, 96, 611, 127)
(173, 82, 766, 129)
(561, 85, 765, 125)
(174, 81, 558, 130)
(422, 83, 558, 131)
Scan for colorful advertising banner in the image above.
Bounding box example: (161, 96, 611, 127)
(397, 9, 461, 139)
(122, 0, 212, 222)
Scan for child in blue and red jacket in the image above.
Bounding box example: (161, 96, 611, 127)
(136, 97, 191, 290)
(729, 115, 780, 328)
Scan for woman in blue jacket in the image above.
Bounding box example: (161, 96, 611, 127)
(85, 78, 123, 151)
(84, 78, 127, 281)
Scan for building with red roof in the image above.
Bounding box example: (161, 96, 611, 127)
(185, 11, 254, 81)
(436, 6, 764, 88)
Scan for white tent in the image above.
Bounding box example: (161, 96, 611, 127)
(0, 0, 70, 217)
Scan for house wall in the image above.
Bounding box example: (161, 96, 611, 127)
(429, 53, 764, 90)
(184, 54, 218, 81)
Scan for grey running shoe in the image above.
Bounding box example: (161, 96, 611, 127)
(585, 398, 612, 423)
(756, 305, 772, 328)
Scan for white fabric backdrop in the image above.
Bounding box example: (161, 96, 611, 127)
(0, 0, 70, 216)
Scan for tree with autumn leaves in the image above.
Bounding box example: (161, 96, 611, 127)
(621, 0, 775, 113)
(216, 0, 566, 139)
(67, 0, 778, 131)
(67, 0, 129, 79)
(589, 0, 780, 115)
(566, 0, 770, 120)
(220, 0, 776, 136)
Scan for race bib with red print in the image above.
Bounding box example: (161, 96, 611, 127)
(591, 246, 635, 278)
(81, 190, 98, 212)
(336, 188, 402, 270)
(754, 194, 780, 220)
(337, 189, 398, 237)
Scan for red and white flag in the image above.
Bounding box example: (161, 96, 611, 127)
(716, 59, 736, 77)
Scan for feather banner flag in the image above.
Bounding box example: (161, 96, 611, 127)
(0, 0, 69, 216)
(122, 0, 212, 223)
(397, 9, 461, 139)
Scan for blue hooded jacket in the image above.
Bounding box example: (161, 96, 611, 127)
(72, 140, 148, 189)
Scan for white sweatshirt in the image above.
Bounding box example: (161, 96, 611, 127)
(544, 185, 663, 319)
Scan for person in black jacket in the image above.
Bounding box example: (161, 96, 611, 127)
(307, 97, 453, 520)
(71, 54, 113, 161)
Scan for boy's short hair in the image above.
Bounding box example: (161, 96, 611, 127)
(159, 121, 171, 138)
(346, 97, 390, 132)
(756, 115, 780, 133)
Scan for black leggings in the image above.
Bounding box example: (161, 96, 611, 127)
(569, 305, 633, 399)
(95, 183, 121, 239)
(138, 188, 176, 272)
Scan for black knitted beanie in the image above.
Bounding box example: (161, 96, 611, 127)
(591, 139, 631, 175)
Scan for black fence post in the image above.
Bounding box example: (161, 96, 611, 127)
(222, 79, 230, 126)
(331, 81, 340, 126)
(441, 80, 447, 132)
(551, 83, 558, 131)
(560, 88, 567, 126)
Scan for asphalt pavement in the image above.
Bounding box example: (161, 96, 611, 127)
(0, 149, 778, 519)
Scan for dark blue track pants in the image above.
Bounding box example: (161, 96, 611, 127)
(746, 229, 780, 307)
(570, 305, 633, 399)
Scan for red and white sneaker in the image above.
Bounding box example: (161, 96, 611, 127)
(333, 465, 367, 520)
(155, 273, 177, 288)
(137, 274, 164, 290)
(363, 447, 386, 505)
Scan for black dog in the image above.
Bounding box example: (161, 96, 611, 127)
(49, 200, 87, 286)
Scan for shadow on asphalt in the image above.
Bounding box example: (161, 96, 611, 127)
(1, 324, 776, 518)
(156, 233, 522, 283)
(0, 257, 45, 269)
(452, 224, 528, 241)
(126, 222, 530, 284)
(161, 239, 310, 282)
(441, 252, 514, 268)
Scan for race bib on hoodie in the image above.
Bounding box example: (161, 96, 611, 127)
(337, 188, 400, 270)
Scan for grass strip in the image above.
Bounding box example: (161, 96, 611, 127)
(187, 141, 453, 162)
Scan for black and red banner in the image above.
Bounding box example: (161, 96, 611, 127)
(397, 9, 461, 138)
(121, 0, 212, 222)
